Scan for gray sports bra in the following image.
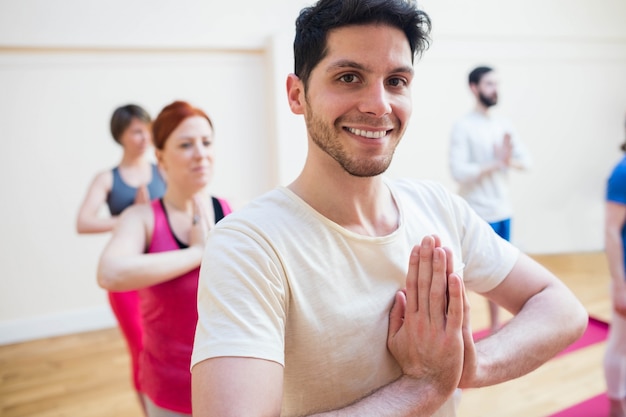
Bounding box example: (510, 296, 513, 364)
(106, 164, 166, 215)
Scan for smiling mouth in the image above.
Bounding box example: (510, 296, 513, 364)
(346, 127, 389, 139)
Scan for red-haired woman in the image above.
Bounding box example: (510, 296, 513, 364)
(76, 104, 166, 412)
(98, 101, 231, 417)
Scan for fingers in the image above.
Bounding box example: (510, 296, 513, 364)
(443, 246, 454, 312)
(429, 247, 448, 329)
(461, 279, 473, 343)
(417, 235, 448, 322)
(445, 273, 464, 333)
(458, 279, 477, 389)
(461, 278, 471, 326)
(392, 238, 466, 387)
(454, 277, 471, 339)
(192, 197, 202, 226)
(405, 235, 456, 329)
(134, 184, 150, 204)
(388, 291, 407, 338)
(417, 236, 435, 315)
(192, 195, 212, 228)
(405, 246, 419, 313)
(443, 246, 454, 277)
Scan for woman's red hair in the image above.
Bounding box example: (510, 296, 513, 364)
(152, 101, 213, 149)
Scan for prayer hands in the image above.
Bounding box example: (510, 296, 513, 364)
(494, 133, 513, 169)
(189, 194, 212, 248)
(387, 235, 475, 396)
(134, 184, 150, 205)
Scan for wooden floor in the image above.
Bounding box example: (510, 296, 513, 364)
(458, 252, 612, 417)
(0, 253, 613, 417)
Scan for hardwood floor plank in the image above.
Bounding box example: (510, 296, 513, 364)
(0, 328, 141, 417)
(457, 343, 607, 417)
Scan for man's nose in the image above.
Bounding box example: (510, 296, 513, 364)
(358, 82, 392, 117)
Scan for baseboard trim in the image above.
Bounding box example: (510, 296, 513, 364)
(0, 306, 117, 345)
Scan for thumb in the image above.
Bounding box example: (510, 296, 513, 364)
(460, 279, 473, 340)
(388, 291, 407, 337)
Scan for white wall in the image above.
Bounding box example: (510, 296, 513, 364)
(1, 0, 625, 344)
(395, 0, 626, 254)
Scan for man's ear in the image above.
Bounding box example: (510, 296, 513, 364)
(286, 73, 305, 115)
(469, 82, 479, 97)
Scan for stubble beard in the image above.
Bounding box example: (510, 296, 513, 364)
(304, 107, 396, 178)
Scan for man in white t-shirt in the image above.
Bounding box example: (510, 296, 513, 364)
(450, 66, 533, 333)
(191, 2, 587, 416)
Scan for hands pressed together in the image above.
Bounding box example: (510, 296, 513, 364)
(387, 235, 478, 399)
(189, 194, 213, 249)
(133, 184, 151, 205)
(494, 133, 513, 170)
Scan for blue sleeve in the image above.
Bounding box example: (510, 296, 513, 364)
(607, 162, 626, 204)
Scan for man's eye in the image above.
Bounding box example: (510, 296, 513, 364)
(388, 78, 407, 87)
(339, 74, 357, 83)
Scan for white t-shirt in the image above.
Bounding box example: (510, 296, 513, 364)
(449, 111, 532, 222)
(192, 178, 519, 417)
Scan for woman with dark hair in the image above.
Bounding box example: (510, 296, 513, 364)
(97, 101, 231, 417)
(76, 103, 166, 412)
(77, 104, 166, 233)
(604, 113, 626, 417)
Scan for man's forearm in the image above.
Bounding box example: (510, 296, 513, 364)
(465, 285, 587, 388)
(309, 375, 454, 417)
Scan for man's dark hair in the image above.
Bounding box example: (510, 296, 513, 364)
(468, 66, 494, 86)
(294, 0, 431, 88)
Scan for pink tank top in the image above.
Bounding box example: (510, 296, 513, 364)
(140, 197, 231, 413)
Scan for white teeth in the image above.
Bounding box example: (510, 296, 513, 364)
(347, 128, 387, 139)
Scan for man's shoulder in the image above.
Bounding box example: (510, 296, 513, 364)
(214, 187, 304, 232)
(391, 178, 469, 227)
(221, 187, 287, 214)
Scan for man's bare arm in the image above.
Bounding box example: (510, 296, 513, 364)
(458, 252, 587, 388)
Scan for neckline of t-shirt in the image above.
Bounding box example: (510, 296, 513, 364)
(276, 181, 403, 244)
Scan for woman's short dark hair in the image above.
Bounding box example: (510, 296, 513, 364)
(110, 104, 151, 144)
(294, 0, 431, 88)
